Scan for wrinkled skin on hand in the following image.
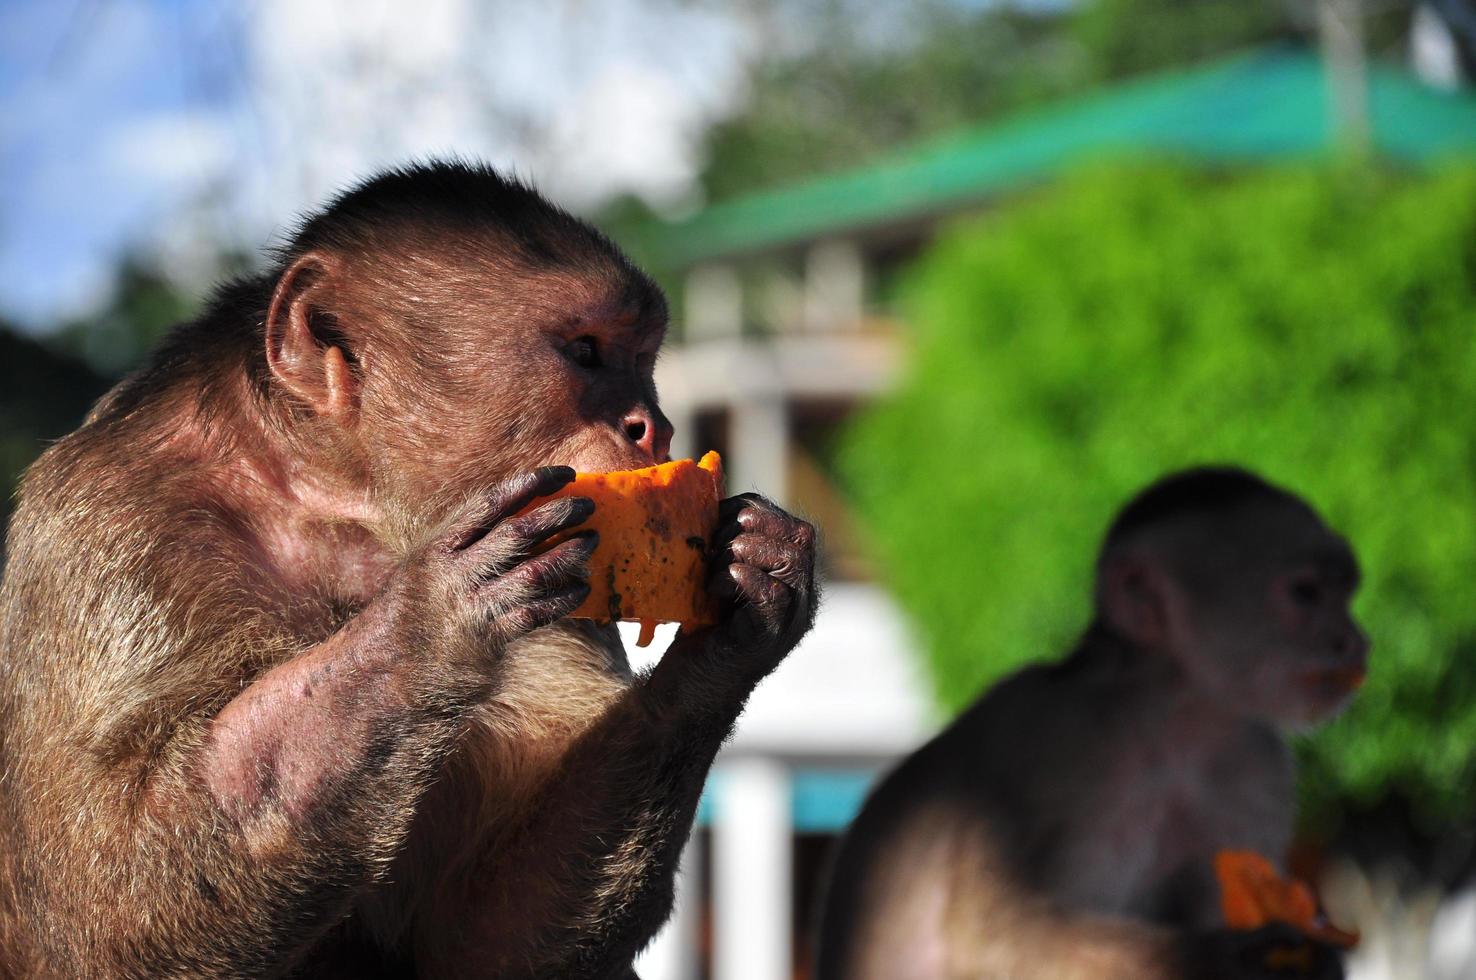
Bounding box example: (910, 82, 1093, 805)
(393, 466, 599, 652)
(416, 491, 820, 978)
(649, 492, 818, 722)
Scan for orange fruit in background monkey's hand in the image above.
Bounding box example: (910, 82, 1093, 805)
(537, 451, 724, 646)
(1215, 850, 1359, 950)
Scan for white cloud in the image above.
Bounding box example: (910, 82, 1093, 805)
(105, 111, 237, 188)
(543, 61, 715, 207)
(225, 0, 752, 231)
(0, 0, 759, 327)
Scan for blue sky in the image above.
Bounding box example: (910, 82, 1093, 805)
(0, 0, 244, 327)
(0, 0, 1069, 333)
(0, 0, 755, 332)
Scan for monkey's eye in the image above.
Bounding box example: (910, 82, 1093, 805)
(1290, 577, 1324, 607)
(566, 336, 603, 370)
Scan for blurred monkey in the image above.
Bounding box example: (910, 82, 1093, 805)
(817, 468, 1367, 979)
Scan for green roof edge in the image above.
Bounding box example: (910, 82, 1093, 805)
(639, 44, 1476, 269)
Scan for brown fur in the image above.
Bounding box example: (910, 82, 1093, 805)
(0, 163, 817, 978)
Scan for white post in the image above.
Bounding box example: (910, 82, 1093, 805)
(1411, 3, 1464, 90)
(803, 239, 865, 332)
(729, 396, 789, 503)
(633, 834, 703, 980)
(685, 264, 743, 342)
(713, 758, 792, 980)
(756, 266, 804, 335)
(1317, 0, 1369, 152)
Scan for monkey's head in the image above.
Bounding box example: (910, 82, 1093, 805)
(256, 162, 672, 544)
(1093, 468, 1368, 730)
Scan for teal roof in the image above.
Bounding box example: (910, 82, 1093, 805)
(648, 46, 1476, 267)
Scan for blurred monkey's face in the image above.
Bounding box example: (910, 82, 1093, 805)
(1167, 501, 1368, 730)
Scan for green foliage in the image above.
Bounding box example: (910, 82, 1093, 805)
(697, 0, 1316, 202)
(1072, 0, 1294, 81)
(0, 326, 108, 534)
(700, 1, 1087, 201)
(1069, 0, 1422, 83)
(56, 259, 196, 377)
(838, 160, 1476, 826)
(2, 256, 205, 537)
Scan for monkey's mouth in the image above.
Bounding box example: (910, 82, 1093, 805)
(1298, 665, 1366, 696)
(553, 439, 662, 476)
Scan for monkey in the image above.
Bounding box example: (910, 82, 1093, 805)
(816, 468, 1366, 980)
(0, 162, 818, 979)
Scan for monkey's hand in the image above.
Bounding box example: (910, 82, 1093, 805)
(1180, 924, 1344, 980)
(653, 494, 817, 716)
(200, 469, 598, 853)
(396, 466, 598, 664)
(420, 495, 813, 976)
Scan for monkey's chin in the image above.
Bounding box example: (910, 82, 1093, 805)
(1279, 673, 1361, 730)
(1278, 703, 1344, 733)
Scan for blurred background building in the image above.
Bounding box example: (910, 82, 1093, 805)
(5, 3, 1476, 979)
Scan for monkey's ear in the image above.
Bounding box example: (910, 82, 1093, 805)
(265, 253, 358, 421)
(1099, 555, 1170, 650)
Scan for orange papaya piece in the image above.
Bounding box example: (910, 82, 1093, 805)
(538, 452, 724, 645)
(1215, 850, 1359, 950)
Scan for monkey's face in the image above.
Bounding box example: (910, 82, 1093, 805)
(1168, 503, 1368, 730)
(348, 257, 673, 534)
(531, 296, 673, 475)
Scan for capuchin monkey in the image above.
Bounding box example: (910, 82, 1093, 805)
(817, 468, 1366, 980)
(0, 162, 817, 978)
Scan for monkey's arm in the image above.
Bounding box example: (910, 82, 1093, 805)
(431, 494, 816, 978)
(134, 472, 594, 973)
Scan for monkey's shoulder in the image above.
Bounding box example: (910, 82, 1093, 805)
(959, 657, 1136, 751)
(846, 662, 1099, 825)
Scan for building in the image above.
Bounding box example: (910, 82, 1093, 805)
(628, 45, 1476, 980)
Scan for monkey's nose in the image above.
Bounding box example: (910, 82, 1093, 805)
(622, 408, 672, 463)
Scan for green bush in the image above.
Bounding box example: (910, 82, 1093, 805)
(839, 160, 1476, 826)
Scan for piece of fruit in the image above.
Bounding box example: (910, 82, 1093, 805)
(540, 452, 724, 645)
(1215, 850, 1359, 950)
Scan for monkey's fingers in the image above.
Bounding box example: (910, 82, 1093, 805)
(724, 560, 811, 643)
(485, 531, 597, 602)
(464, 496, 593, 577)
(716, 491, 772, 520)
(724, 562, 790, 612)
(491, 581, 593, 637)
(727, 528, 813, 590)
(446, 466, 576, 550)
(737, 502, 813, 545)
(712, 495, 815, 577)
(496, 494, 595, 554)
(713, 493, 785, 545)
(502, 530, 598, 591)
(483, 532, 598, 634)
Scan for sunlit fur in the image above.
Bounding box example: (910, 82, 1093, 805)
(0, 162, 813, 978)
